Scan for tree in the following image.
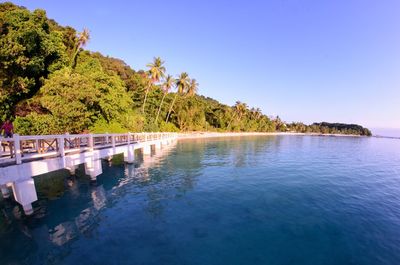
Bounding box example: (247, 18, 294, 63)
(155, 75, 174, 124)
(141, 75, 153, 113)
(143, 57, 165, 113)
(34, 54, 133, 133)
(70, 28, 89, 68)
(166, 72, 189, 123)
(235, 101, 248, 120)
(0, 4, 68, 119)
(174, 96, 206, 131)
(146, 57, 165, 83)
(187, 78, 199, 96)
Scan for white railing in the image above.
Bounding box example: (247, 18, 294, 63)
(0, 132, 177, 166)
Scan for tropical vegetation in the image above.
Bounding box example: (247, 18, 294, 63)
(0, 3, 371, 136)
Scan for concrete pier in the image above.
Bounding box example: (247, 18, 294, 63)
(0, 132, 177, 216)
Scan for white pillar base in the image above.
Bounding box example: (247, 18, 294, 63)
(124, 146, 135, 163)
(68, 165, 78, 175)
(1, 185, 10, 199)
(143, 145, 151, 156)
(12, 179, 38, 215)
(84, 158, 103, 181)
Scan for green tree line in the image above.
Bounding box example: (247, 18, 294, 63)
(0, 3, 371, 136)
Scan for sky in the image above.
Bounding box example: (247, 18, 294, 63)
(8, 0, 400, 130)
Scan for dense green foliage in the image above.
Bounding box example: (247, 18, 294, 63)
(286, 122, 372, 136)
(0, 3, 371, 136)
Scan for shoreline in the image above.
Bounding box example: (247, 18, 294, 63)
(177, 132, 365, 140)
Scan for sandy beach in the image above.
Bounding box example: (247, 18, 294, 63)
(176, 131, 363, 140)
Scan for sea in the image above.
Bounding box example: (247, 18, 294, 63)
(1, 135, 400, 265)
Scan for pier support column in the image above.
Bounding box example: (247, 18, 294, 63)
(124, 146, 135, 163)
(0, 184, 10, 199)
(67, 164, 78, 175)
(143, 145, 151, 156)
(11, 179, 38, 215)
(155, 141, 162, 150)
(84, 153, 103, 181)
(124, 135, 135, 163)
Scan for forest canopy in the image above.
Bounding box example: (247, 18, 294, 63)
(0, 3, 372, 136)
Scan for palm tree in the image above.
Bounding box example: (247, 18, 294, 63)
(155, 75, 175, 124)
(255, 108, 262, 119)
(187, 78, 199, 96)
(235, 101, 247, 120)
(176, 72, 190, 93)
(166, 72, 190, 123)
(142, 57, 166, 113)
(227, 101, 242, 129)
(146, 57, 166, 83)
(250, 107, 262, 120)
(71, 28, 90, 68)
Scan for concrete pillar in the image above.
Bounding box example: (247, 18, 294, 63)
(84, 153, 102, 181)
(0, 184, 10, 199)
(143, 145, 151, 156)
(124, 135, 135, 163)
(68, 165, 78, 175)
(12, 179, 38, 215)
(124, 146, 135, 163)
(155, 141, 162, 150)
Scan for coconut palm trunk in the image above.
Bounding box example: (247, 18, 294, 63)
(142, 86, 150, 113)
(227, 112, 236, 130)
(165, 93, 178, 123)
(155, 92, 167, 123)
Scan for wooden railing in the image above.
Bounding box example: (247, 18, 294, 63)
(0, 132, 177, 166)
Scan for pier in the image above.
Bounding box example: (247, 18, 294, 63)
(0, 132, 177, 215)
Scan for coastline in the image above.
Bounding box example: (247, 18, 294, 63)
(177, 131, 364, 140)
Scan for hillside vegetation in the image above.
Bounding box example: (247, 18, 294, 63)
(0, 3, 371, 136)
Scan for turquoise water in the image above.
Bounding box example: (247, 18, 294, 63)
(1, 136, 400, 265)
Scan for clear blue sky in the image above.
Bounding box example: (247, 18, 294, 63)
(9, 0, 400, 129)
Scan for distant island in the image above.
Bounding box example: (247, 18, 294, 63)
(0, 2, 371, 137)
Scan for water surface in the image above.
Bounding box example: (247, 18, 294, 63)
(1, 136, 400, 265)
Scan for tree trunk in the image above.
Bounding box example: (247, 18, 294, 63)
(142, 87, 150, 113)
(165, 93, 178, 123)
(155, 92, 167, 124)
(227, 112, 236, 131)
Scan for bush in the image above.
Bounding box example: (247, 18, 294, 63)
(14, 113, 61, 135)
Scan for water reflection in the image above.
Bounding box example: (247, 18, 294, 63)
(0, 138, 280, 258)
(0, 143, 181, 263)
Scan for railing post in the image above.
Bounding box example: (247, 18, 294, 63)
(111, 134, 116, 153)
(88, 134, 94, 151)
(14, 134, 22, 165)
(35, 139, 39, 152)
(58, 136, 65, 157)
(144, 133, 147, 142)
